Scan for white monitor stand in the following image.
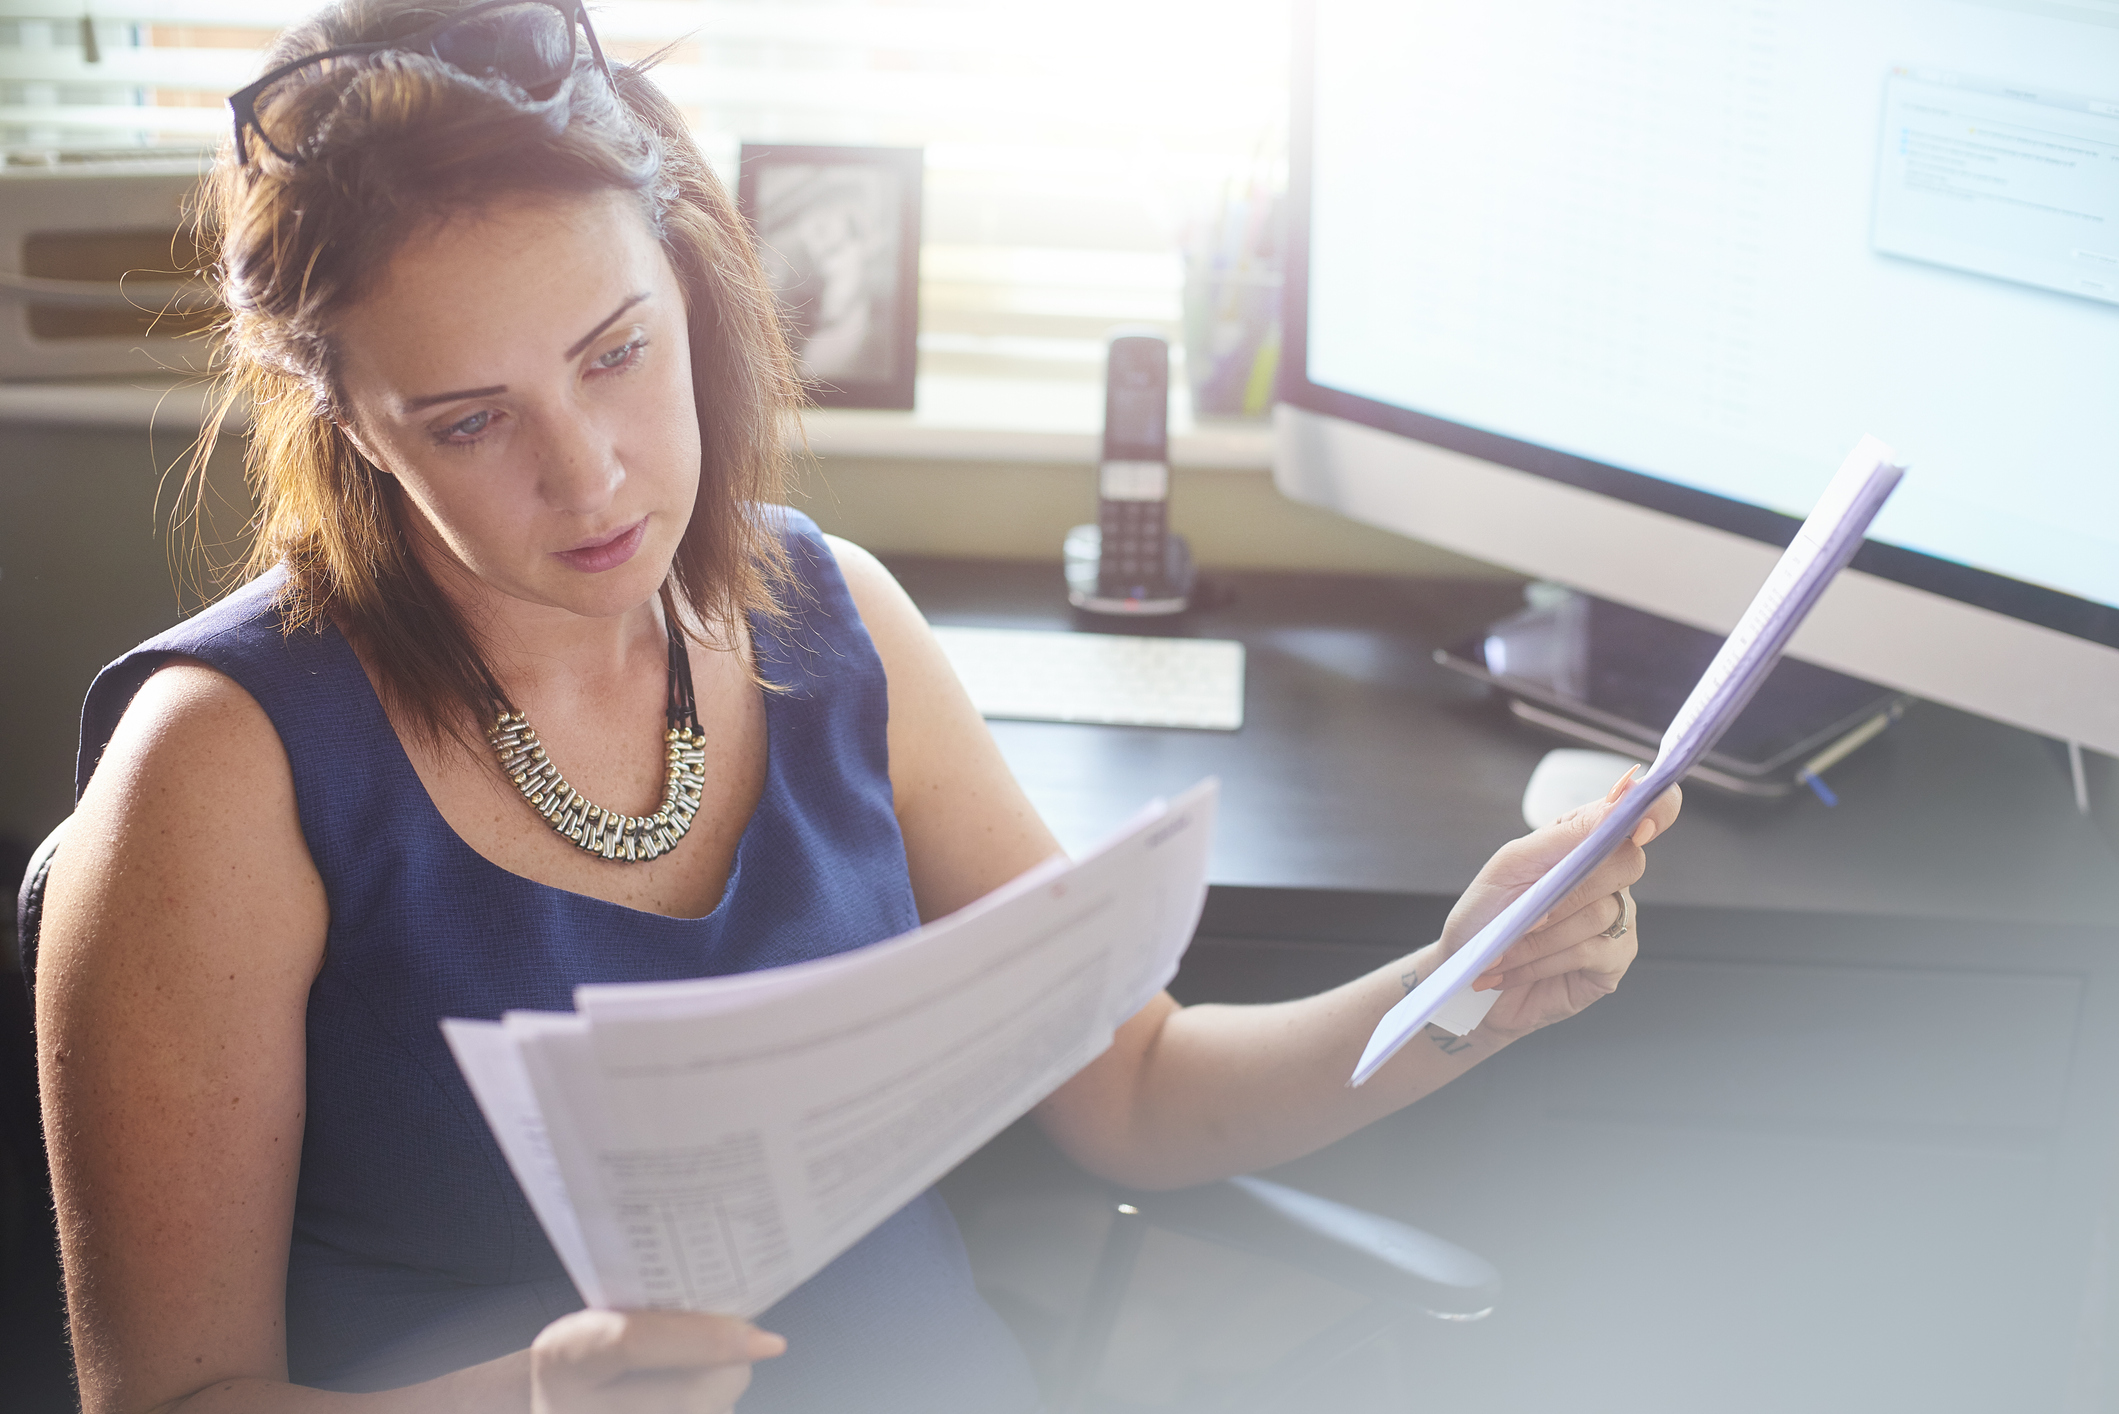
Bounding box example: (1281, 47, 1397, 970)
(1274, 404, 2119, 762)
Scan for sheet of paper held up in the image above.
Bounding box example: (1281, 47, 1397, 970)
(1350, 436, 1907, 1087)
(442, 779, 1217, 1317)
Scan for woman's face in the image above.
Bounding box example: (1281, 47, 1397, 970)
(334, 188, 701, 625)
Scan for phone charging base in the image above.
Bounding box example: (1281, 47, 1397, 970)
(1063, 524, 1194, 616)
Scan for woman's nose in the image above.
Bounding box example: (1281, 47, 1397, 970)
(536, 413, 624, 514)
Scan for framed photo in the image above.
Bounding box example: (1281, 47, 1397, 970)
(738, 143, 923, 410)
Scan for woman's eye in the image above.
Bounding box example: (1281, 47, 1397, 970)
(594, 339, 645, 372)
(439, 410, 493, 444)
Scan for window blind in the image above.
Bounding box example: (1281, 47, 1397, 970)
(1, 0, 1290, 399)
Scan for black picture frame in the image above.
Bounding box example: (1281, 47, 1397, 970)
(738, 143, 923, 411)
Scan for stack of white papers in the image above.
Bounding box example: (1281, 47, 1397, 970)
(442, 780, 1218, 1315)
(1351, 435, 1907, 1085)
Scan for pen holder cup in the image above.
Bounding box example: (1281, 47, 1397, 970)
(1182, 263, 1281, 419)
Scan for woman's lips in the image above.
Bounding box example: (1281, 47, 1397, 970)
(553, 518, 647, 574)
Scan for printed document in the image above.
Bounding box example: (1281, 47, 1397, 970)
(443, 779, 1217, 1315)
(1351, 436, 1907, 1085)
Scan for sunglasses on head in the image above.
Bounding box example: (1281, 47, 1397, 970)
(227, 0, 611, 166)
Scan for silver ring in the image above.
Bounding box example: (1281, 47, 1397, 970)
(1597, 891, 1631, 940)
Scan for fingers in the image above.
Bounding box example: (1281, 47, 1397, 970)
(600, 1364, 755, 1414)
(1476, 889, 1631, 988)
(550, 1363, 756, 1414)
(1496, 779, 1678, 889)
(1532, 840, 1647, 931)
(1529, 782, 1681, 921)
(1436, 777, 1680, 966)
(533, 1309, 783, 1414)
(1632, 783, 1683, 846)
(537, 1308, 784, 1378)
(1597, 778, 1681, 847)
(1486, 930, 1631, 996)
(1502, 803, 1616, 878)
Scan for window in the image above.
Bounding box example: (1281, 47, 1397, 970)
(1, 0, 1290, 440)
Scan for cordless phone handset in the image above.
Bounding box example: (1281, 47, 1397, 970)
(1097, 334, 1176, 603)
(1065, 331, 1193, 616)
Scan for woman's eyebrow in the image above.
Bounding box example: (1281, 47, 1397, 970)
(403, 384, 506, 413)
(397, 293, 653, 413)
(565, 292, 651, 360)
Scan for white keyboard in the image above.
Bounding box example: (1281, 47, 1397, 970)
(930, 625, 1245, 731)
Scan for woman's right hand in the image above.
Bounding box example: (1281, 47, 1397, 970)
(530, 1309, 786, 1414)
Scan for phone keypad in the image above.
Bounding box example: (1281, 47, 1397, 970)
(1099, 498, 1168, 595)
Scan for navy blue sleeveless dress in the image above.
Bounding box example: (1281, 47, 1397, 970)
(76, 510, 1040, 1409)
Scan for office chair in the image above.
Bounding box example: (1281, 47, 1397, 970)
(8, 819, 74, 1410)
(1049, 1175, 1501, 1414)
(15, 818, 1503, 1412)
(13, 818, 61, 999)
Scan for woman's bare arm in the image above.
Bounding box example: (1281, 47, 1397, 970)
(831, 537, 1679, 1190)
(40, 662, 798, 1414)
(38, 663, 513, 1414)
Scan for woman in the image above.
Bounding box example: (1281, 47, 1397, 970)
(36, 2, 1681, 1410)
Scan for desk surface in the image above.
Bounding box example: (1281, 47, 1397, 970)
(909, 555, 2119, 1413)
(887, 556, 2119, 931)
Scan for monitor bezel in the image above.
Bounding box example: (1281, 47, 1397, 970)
(1278, 0, 2119, 654)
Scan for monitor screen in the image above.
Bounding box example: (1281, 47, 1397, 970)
(1289, 0, 2119, 649)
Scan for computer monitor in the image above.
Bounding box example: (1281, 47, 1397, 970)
(1274, 0, 2119, 758)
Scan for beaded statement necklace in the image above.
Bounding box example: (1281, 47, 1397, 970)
(486, 609, 707, 863)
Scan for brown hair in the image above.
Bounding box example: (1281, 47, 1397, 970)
(188, 0, 798, 749)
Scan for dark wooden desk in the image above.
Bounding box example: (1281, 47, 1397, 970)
(896, 555, 2119, 1414)
(888, 556, 2119, 930)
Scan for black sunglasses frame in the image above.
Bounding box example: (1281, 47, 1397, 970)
(227, 0, 611, 166)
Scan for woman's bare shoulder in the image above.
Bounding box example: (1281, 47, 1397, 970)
(822, 534, 939, 672)
(45, 657, 327, 993)
(819, 533, 965, 710)
(74, 657, 298, 831)
(820, 532, 900, 613)
(820, 533, 1061, 916)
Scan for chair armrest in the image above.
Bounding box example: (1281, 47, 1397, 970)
(13, 817, 66, 1006)
(1116, 1175, 1501, 1319)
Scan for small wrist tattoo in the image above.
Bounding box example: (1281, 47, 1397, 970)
(1399, 968, 1421, 995)
(1424, 1025, 1475, 1056)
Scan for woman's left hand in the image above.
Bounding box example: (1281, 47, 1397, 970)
(1430, 770, 1683, 1040)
